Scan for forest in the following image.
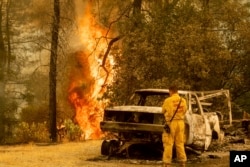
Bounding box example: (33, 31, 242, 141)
(0, 0, 249, 144)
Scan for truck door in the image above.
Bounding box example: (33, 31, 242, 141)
(184, 93, 212, 150)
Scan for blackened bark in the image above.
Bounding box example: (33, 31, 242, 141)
(0, 0, 6, 142)
(133, 0, 142, 15)
(0, 1, 6, 72)
(6, 0, 11, 72)
(49, 0, 60, 142)
(132, 0, 142, 29)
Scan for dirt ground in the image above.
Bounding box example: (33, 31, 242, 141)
(1, 139, 247, 167)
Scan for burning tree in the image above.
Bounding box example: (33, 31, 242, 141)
(68, 1, 117, 140)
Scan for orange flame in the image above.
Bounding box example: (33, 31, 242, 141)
(68, 2, 113, 140)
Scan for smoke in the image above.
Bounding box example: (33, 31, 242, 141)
(74, 0, 88, 18)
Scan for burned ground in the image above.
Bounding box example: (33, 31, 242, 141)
(0, 133, 249, 167)
(0, 121, 249, 167)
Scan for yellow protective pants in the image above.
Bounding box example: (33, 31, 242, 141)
(162, 120, 187, 164)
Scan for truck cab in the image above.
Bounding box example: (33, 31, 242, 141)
(100, 89, 231, 156)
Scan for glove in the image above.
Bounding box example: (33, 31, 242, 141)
(164, 124, 170, 133)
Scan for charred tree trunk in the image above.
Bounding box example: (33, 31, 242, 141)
(5, 0, 11, 73)
(133, 0, 142, 15)
(0, 0, 6, 142)
(0, 1, 6, 71)
(49, 0, 60, 142)
(132, 0, 142, 28)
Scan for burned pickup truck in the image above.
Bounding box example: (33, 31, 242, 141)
(100, 89, 231, 157)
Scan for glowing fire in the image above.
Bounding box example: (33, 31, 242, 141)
(68, 2, 113, 140)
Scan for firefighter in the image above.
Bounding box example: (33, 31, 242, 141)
(162, 85, 187, 167)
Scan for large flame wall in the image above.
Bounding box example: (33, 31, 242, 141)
(68, 1, 113, 140)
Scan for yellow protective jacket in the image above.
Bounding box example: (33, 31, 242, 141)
(162, 93, 187, 122)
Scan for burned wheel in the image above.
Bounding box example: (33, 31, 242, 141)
(101, 140, 119, 156)
(109, 140, 120, 155)
(101, 140, 110, 155)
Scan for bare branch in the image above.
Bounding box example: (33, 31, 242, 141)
(100, 35, 122, 86)
(101, 36, 122, 67)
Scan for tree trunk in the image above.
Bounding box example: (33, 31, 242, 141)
(133, 0, 142, 15)
(6, 0, 11, 73)
(0, 0, 6, 71)
(0, 0, 6, 142)
(49, 0, 60, 142)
